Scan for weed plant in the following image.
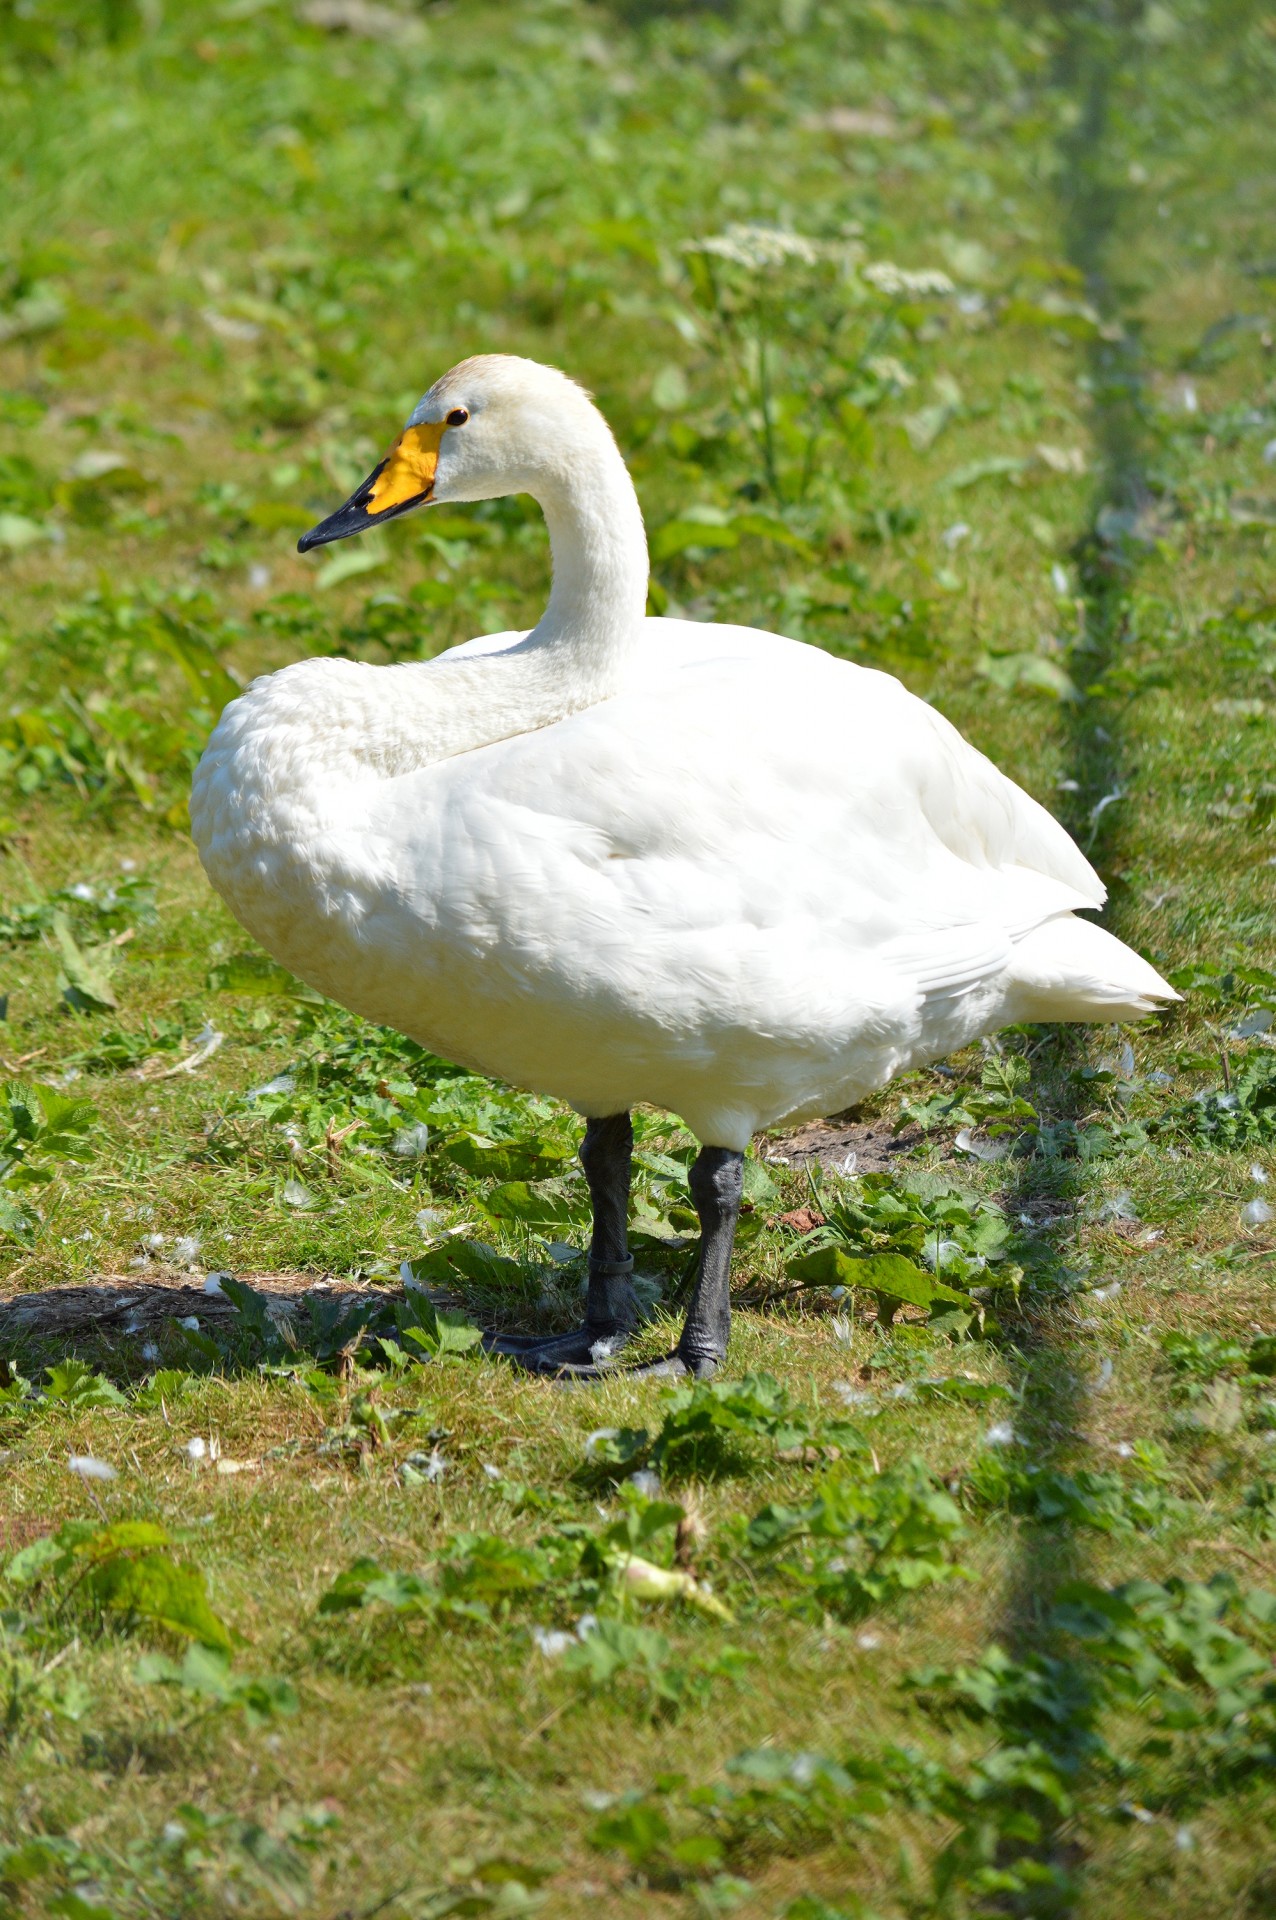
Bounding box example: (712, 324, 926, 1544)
(1, 0, 1275, 1915)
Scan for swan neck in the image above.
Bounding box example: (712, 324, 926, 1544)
(530, 435, 649, 672)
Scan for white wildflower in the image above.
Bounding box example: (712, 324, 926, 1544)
(863, 354, 914, 389)
(685, 224, 823, 271)
(1036, 443, 1087, 474)
(863, 260, 954, 298)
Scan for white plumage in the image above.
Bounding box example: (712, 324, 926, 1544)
(191, 355, 1175, 1154)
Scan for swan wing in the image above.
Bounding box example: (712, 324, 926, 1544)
(360, 634, 1096, 1028)
(443, 616, 1104, 917)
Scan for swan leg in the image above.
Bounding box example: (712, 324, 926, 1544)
(665, 1145, 742, 1378)
(486, 1112, 638, 1372)
(553, 1143, 743, 1384)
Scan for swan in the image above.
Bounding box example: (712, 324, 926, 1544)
(190, 354, 1175, 1379)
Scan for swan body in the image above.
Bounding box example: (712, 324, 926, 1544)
(193, 617, 1165, 1150)
(190, 354, 1174, 1374)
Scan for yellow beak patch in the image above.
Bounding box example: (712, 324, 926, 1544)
(366, 419, 447, 515)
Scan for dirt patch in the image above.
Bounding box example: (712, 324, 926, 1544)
(764, 1117, 923, 1174)
(0, 1268, 400, 1348)
(0, 1512, 49, 1556)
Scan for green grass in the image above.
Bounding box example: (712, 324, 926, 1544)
(2, 0, 1276, 1914)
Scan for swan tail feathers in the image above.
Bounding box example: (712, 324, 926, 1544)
(1004, 914, 1180, 1024)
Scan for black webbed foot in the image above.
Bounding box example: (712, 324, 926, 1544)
(484, 1320, 633, 1373)
(475, 1120, 743, 1387)
(485, 1239, 636, 1375)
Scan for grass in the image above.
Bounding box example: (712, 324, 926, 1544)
(1, 0, 1276, 1914)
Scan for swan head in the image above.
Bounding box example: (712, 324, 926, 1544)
(298, 355, 608, 552)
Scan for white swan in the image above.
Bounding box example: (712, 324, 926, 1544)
(191, 354, 1175, 1378)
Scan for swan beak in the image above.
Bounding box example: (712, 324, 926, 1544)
(297, 420, 445, 552)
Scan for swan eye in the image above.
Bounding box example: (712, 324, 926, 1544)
(446, 407, 469, 427)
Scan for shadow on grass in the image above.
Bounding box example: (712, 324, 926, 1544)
(991, 0, 1156, 1903)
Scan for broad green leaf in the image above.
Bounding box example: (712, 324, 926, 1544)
(484, 1180, 587, 1229)
(942, 455, 1028, 491)
(318, 1557, 437, 1614)
(43, 1359, 127, 1406)
(977, 651, 1078, 701)
(137, 1643, 298, 1725)
(0, 512, 51, 552)
(785, 1243, 860, 1289)
(401, 1298, 484, 1358)
(5, 1530, 78, 1587)
(218, 1273, 284, 1348)
(439, 1132, 573, 1181)
(72, 1520, 174, 1561)
(316, 540, 386, 590)
(88, 1550, 232, 1649)
(51, 909, 118, 1011)
(853, 1252, 972, 1310)
(786, 1246, 970, 1313)
(650, 519, 740, 561)
(741, 1155, 778, 1206)
(206, 951, 317, 998)
(731, 512, 816, 555)
(153, 610, 242, 717)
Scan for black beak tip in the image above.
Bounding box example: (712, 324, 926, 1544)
(297, 505, 359, 553)
(296, 464, 429, 557)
